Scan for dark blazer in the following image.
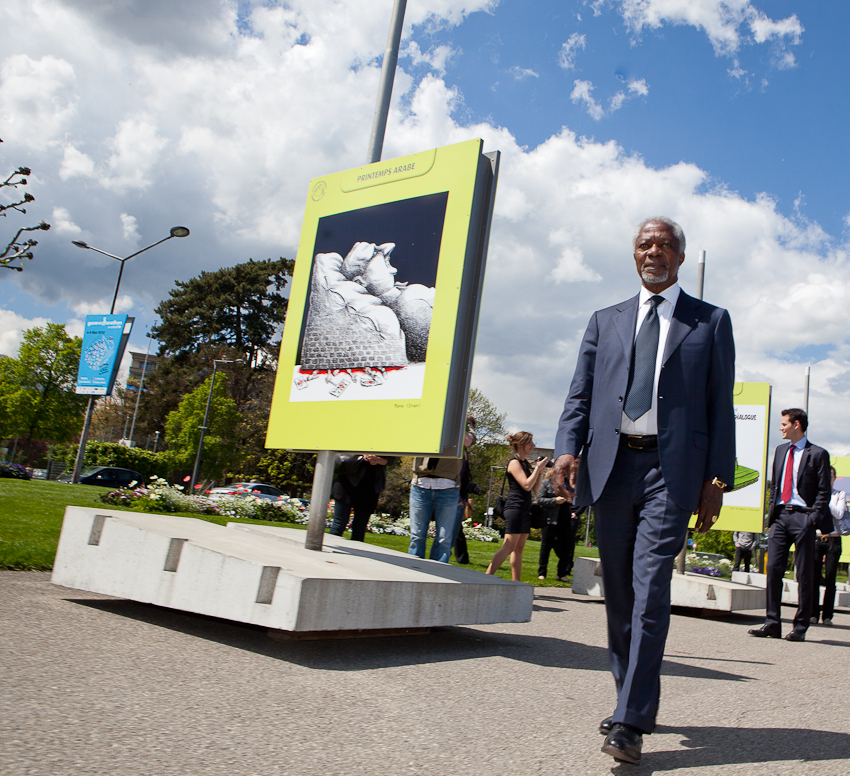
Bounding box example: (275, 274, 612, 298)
(767, 440, 831, 531)
(555, 289, 736, 511)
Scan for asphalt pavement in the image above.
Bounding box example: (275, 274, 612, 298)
(2, 570, 849, 775)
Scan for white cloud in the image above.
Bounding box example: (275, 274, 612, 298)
(51, 207, 81, 235)
(558, 33, 586, 70)
(0, 54, 77, 148)
(0, 309, 50, 356)
(573, 77, 648, 118)
(509, 66, 539, 81)
(404, 41, 457, 76)
(102, 115, 168, 191)
(571, 79, 604, 120)
(615, 0, 803, 64)
(59, 145, 96, 180)
(120, 213, 140, 242)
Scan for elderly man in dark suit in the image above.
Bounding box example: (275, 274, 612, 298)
(552, 217, 735, 765)
(749, 408, 831, 641)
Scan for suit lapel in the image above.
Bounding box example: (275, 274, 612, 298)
(774, 443, 790, 482)
(614, 294, 640, 362)
(663, 291, 703, 365)
(796, 441, 811, 488)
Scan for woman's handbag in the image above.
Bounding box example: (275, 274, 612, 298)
(529, 502, 545, 530)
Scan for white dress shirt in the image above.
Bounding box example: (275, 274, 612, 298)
(825, 488, 846, 536)
(621, 283, 680, 435)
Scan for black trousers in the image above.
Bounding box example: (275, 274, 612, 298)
(766, 507, 815, 633)
(537, 515, 576, 577)
(732, 547, 753, 572)
(811, 537, 842, 621)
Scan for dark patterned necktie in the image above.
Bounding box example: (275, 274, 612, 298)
(624, 295, 663, 421)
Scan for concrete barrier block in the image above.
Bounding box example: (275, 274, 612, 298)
(573, 556, 765, 611)
(52, 507, 533, 633)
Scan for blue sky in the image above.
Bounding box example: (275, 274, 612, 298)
(2, 0, 850, 461)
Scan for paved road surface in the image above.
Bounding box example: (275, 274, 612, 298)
(2, 571, 848, 775)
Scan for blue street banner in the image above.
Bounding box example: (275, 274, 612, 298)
(75, 315, 134, 396)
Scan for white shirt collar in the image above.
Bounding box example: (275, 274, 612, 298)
(639, 281, 680, 309)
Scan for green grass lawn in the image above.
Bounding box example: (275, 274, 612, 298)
(0, 478, 599, 585)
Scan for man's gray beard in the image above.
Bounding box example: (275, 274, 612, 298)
(641, 268, 669, 284)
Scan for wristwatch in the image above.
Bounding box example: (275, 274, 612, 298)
(710, 477, 727, 490)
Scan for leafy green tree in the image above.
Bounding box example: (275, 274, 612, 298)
(164, 375, 242, 482)
(254, 451, 317, 498)
(465, 388, 510, 522)
(1, 138, 50, 271)
(152, 257, 293, 368)
(137, 257, 293, 450)
(0, 324, 87, 462)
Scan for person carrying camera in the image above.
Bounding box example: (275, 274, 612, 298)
(485, 431, 547, 581)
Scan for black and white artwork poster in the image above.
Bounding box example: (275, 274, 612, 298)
(290, 192, 448, 402)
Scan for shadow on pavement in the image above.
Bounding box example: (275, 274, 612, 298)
(69, 597, 752, 682)
(616, 725, 850, 773)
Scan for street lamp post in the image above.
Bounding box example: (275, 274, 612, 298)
(189, 359, 241, 494)
(70, 227, 190, 483)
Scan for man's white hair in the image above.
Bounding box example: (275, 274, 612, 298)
(632, 217, 686, 255)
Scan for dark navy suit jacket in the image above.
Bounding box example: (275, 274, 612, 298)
(555, 289, 736, 512)
(767, 440, 831, 532)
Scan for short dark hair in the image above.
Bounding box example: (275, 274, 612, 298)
(830, 466, 836, 478)
(781, 407, 808, 432)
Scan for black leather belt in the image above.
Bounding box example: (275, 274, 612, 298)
(780, 504, 808, 513)
(621, 434, 658, 450)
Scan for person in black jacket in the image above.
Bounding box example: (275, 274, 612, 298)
(537, 467, 584, 580)
(749, 408, 831, 641)
(329, 454, 395, 542)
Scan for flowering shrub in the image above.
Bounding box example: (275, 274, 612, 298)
(686, 553, 732, 578)
(97, 482, 500, 544)
(101, 476, 222, 516)
(1, 462, 32, 480)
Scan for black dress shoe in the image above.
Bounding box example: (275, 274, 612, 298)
(601, 723, 643, 764)
(748, 625, 781, 638)
(599, 716, 613, 735)
(785, 630, 806, 641)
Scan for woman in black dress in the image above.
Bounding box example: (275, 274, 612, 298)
(485, 431, 548, 580)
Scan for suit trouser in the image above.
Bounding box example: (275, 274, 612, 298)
(593, 443, 690, 735)
(811, 537, 842, 621)
(765, 507, 815, 633)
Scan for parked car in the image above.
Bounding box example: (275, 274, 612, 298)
(57, 466, 144, 489)
(206, 482, 285, 501)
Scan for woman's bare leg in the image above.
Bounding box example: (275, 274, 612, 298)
(486, 534, 519, 574)
(509, 533, 529, 581)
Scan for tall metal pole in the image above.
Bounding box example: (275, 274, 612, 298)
(367, 0, 407, 164)
(304, 0, 407, 552)
(190, 361, 220, 495)
(676, 249, 707, 574)
(128, 328, 153, 447)
(803, 366, 810, 415)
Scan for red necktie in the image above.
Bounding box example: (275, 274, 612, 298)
(781, 446, 795, 503)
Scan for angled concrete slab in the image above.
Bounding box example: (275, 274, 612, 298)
(731, 571, 850, 608)
(51, 507, 533, 633)
(572, 556, 766, 612)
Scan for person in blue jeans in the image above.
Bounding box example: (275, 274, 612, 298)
(408, 454, 464, 562)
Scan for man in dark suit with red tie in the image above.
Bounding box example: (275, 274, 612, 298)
(749, 408, 831, 641)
